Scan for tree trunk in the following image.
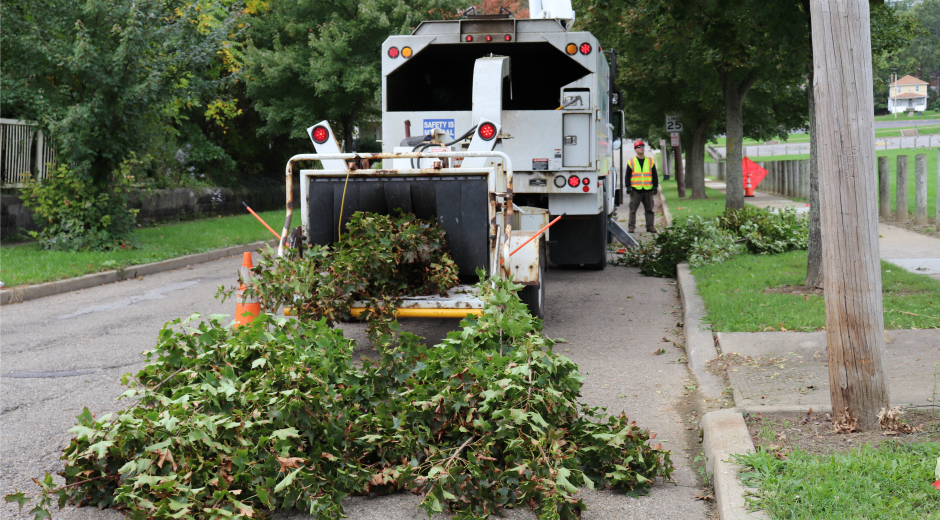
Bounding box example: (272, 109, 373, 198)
(806, 70, 824, 289)
(674, 141, 686, 198)
(688, 115, 713, 200)
(811, 0, 889, 430)
(719, 70, 755, 210)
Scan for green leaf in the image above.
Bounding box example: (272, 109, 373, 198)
(29, 506, 52, 520)
(274, 468, 301, 494)
(270, 427, 299, 440)
(4, 492, 30, 510)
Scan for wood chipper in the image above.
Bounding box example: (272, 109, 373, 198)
(276, 0, 637, 320)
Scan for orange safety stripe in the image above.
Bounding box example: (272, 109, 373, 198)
(629, 156, 655, 189)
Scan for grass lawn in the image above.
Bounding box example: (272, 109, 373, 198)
(658, 178, 727, 224)
(0, 209, 287, 287)
(691, 250, 940, 331)
(703, 148, 938, 218)
(875, 124, 940, 138)
(710, 133, 810, 146)
(736, 441, 940, 519)
(875, 109, 940, 121)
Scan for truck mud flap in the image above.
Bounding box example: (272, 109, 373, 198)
(608, 217, 639, 248)
(547, 212, 605, 266)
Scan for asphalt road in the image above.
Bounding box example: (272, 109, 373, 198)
(1, 246, 710, 519)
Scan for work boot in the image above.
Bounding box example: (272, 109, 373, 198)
(647, 228, 657, 234)
(628, 227, 635, 233)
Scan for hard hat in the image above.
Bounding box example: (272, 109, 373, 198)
(633, 140, 645, 149)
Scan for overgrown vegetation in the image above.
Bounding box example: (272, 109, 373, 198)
(618, 206, 808, 277)
(734, 441, 940, 519)
(221, 212, 461, 342)
(20, 164, 139, 251)
(7, 277, 673, 519)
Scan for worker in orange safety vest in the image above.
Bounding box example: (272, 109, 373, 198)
(626, 139, 659, 234)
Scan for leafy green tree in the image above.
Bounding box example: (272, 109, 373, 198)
(578, 0, 808, 201)
(245, 0, 462, 151)
(2, 0, 239, 185)
(2, 0, 240, 248)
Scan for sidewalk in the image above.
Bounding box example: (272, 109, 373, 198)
(705, 179, 940, 281)
(700, 179, 940, 409)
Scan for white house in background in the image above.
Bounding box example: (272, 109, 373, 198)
(888, 74, 929, 114)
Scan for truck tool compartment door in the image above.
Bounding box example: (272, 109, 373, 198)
(562, 113, 590, 167)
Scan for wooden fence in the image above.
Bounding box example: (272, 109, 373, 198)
(1, 118, 56, 187)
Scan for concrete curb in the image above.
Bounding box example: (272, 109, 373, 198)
(700, 409, 768, 519)
(1, 240, 278, 305)
(676, 263, 724, 399)
(739, 405, 832, 416)
(657, 185, 673, 226)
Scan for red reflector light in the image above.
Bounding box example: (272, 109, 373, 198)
(568, 175, 580, 187)
(485, 35, 492, 42)
(582, 177, 590, 185)
(388, 47, 399, 58)
(478, 122, 497, 140)
(583, 186, 590, 192)
(465, 35, 473, 42)
(580, 43, 592, 55)
(505, 34, 512, 41)
(312, 126, 329, 144)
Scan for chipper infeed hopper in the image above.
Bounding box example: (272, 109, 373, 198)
(278, 122, 547, 319)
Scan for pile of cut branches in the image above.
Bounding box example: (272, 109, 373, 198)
(9, 279, 672, 519)
(9, 213, 673, 520)
(220, 212, 460, 341)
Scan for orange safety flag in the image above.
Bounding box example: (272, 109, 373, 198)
(742, 157, 767, 189)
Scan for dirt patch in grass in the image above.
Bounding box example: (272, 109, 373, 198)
(745, 408, 940, 457)
(763, 284, 823, 297)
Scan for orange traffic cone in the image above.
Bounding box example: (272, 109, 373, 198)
(235, 252, 260, 327)
(744, 174, 755, 197)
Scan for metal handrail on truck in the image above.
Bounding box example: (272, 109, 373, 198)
(278, 151, 521, 318)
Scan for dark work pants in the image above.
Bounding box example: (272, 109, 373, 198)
(628, 189, 655, 231)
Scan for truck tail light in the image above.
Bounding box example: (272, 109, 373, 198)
(478, 123, 497, 140)
(401, 47, 412, 58)
(311, 126, 329, 144)
(485, 35, 492, 42)
(466, 35, 473, 42)
(566, 43, 577, 55)
(568, 175, 580, 188)
(554, 175, 566, 188)
(583, 186, 590, 192)
(580, 43, 592, 55)
(582, 177, 590, 185)
(388, 47, 399, 58)
(504, 34, 512, 41)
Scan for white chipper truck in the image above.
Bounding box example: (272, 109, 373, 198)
(279, 0, 636, 320)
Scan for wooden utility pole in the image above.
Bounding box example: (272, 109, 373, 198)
(810, 0, 889, 429)
(674, 141, 686, 197)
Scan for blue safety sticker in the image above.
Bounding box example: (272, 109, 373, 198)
(423, 119, 455, 139)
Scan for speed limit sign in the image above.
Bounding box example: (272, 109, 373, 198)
(670, 132, 680, 147)
(666, 115, 683, 132)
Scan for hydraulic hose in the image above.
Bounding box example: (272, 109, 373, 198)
(410, 125, 478, 168)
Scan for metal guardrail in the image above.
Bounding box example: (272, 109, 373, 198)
(1, 118, 56, 187)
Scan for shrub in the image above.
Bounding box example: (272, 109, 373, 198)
(20, 163, 138, 251)
(619, 206, 808, 277)
(718, 206, 808, 254)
